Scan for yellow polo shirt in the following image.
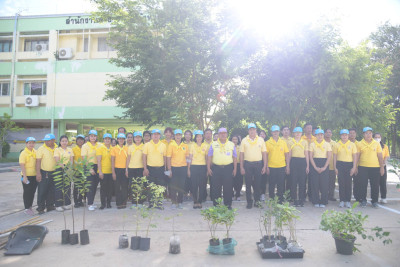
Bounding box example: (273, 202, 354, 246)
(161, 139, 173, 151)
(128, 143, 144, 168)
(19, 148, 37, 176)
(290, 139, 309, 158)
(357, 139, 382, 168)
(36, 144, 57, 172)
(72, 145, 82, 163)
(167, 141, 189, 167)
(240, 135, 266, 162)
(282, 137, 294, 150)
(309, 140, 332, 159)
(383, 145, 389, 160)
(333, 140, 357, 162)
(143, 140, 167, 167)
(111, 145, 128, 169)
(190, 142, 208, 165)
(81, 142, 101, 164)
(209, 140, 236, 165)
(96, 144, 112, 174)
(54, 147, 73, 165)
(325, 140, 336, 170)
(266, 137, 289, 168)
(301, 135, 316, 148)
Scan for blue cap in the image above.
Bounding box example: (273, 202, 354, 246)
(218, 128, 228, 133)
(195, 130, 204, 135)
(315, 129, 324, 135)
(134, 131, 143, 137)
(248, 123, 257, 129)
(151, 129, 161, 134)
(271, 125, 280, 132)
(76, 134, 85, 140)
(174, 129, 183, 135)
(340, 129, 349, 135)
(103, 133, 112, 139)
(88, 130, 98, 136)
(293, 127, 303, 133)
(363, 127, 373, 133)
(42, 133, 55, 141)
(26, 137, 36, 142)
(117, 133, 126, 139)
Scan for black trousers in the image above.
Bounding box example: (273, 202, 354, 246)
(233, 163, 243, 198)
(37, 170, 55, 211)
(128, 168, 145, 204)
(380, 165, 387, 199)
(268, 167, 285, 202)
(190, 165, 207, 204)
(54, 168, 72, 207)
(244, 160, 262, 203)
(328, 170, 336, 199)
(261, 173, 267, 195)
(115, 168, 128, 207)
(310, 158, 329, 205)
(352, 172, 360, 201)
(337, 161, 353, 202)
(357, 166, 380, 204)
(170, 166, 187, 204)
(147, 166, 166, 187)
(290, 157, 307, 203)
(285, 174, 291, 198)
(100, 173, 113, 206)
(87, 164, 99, 206)
(22, 176, 37, 209)
(211, 164, 233, 207)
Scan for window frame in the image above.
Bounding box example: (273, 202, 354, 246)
(23, 82, 47, 96)
(97, 37, 115, 52)
(0, 40, 12, 52)
(0, 83, 10, 96)
(24, 39, 49, 52)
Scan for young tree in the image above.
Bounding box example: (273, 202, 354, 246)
(0, 113, 23, 159)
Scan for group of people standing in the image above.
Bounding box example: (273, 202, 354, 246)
(18, 123, 389, 215)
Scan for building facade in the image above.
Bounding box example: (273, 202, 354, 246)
(0, 13, 136, 157)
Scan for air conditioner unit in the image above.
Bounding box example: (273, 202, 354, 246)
(25, 95, 39, 107)
(35, 43, 48, 52)
(59, 48, 73, 59)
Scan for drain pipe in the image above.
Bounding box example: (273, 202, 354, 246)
(9, 12, 19, 117)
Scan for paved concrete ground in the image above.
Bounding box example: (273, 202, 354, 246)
(0, 166, 399, 267)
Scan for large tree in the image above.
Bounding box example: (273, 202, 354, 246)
(92, 0, 258, 130)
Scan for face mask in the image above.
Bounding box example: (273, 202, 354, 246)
(374, 138, 381, 143)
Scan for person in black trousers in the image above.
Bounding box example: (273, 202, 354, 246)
(373, 133, 389, 204)
(126, 131, 145, 206)
(231, 135, 244, 201)
(97, 133, 114, 209)
(112, 133, 129, 209)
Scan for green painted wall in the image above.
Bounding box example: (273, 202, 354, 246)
(0, 62, 12, 75)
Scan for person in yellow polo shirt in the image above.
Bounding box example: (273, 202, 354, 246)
(207, 128, 237, 208)
(348, 128, 360, 201)
(112, 133, 129, 209)
(333, 129, 357, 208)
(289, 127, 309, 207)
(265, 125, 289, 203)
(309, 129, 332, 208)
(324, 129, 337, 202)
(161, 127, 174, 198)
(356, 127, 384, 208)
(97, 133, 113, 210)
(126, 131, 145, 206)
(81, 129, 101, 211)
(167, 129, 189, 209)
(183, 130, 194, 201)
(143, 130, 151, 144)
(281, 126, 294, 194)
(231, 135, 243, 202)
(189, 130, 208, 209)
(36, 133, 57, 214)
(54, 135, 73, 212)
(240, 123, 267, 209)
(72, 134, 85, 208)
(202, 128, 213, 202)
(373, 132, 390, 204)
(143, 129, 167, 187)
(19, 137, 38, 216)
(302, 123, 316, 201)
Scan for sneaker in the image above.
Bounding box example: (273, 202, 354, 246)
(63, 205, 71, 210)
(314, 204, 320, 208)
(177, 203, 183, 209)
(381, 198, 387, 204)
(361, 201, 367, 208)
(260, 194, 266, 201)
(372, 202, 379, 209)
(56, 207, 64, 212)
(319, 204, 326, 208)
(339, 201, 344, 208)
(171, 204, 177, 210)
(99, 205, 105, 210)
(88, 205, 95, 211)
(345, 202, 351, 208)
(24, 209, 34, 216)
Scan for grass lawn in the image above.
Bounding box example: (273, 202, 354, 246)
(0, 158, 18, 163)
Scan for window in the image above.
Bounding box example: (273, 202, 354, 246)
(84, 38, 88, 52)
(98, 37, 115, 51)
(0, 40, 12, 52)
(0, 83, 9, 96)
(24, 82, 46, 95)
(24, 39, 49, 52)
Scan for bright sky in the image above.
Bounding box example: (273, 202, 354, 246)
(1, 0, 400, 46)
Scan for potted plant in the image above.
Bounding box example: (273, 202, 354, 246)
(74, 158, 93, 245)
(320, 202, 392, 255)
(119, 213, 129, 248)
(130, 176, 148, 250)
(165, 213, 182, 254)
(201, 203, 220, 247)
(221, 205, 237, 246)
